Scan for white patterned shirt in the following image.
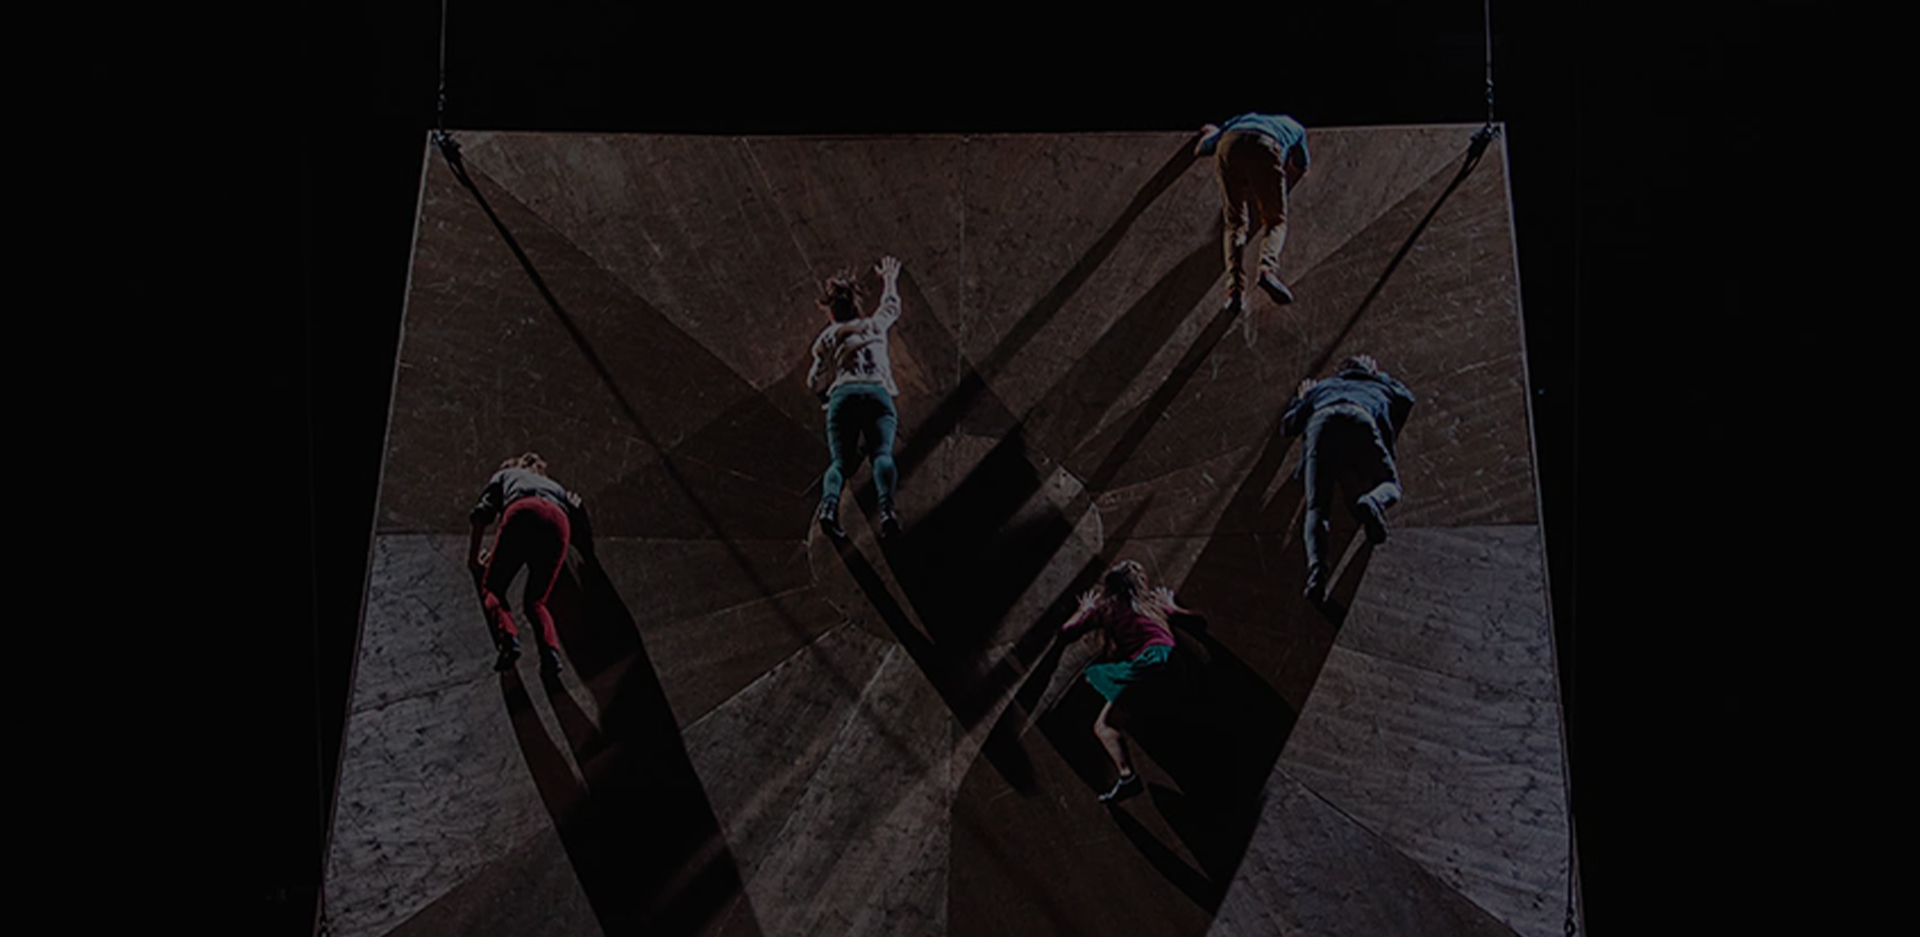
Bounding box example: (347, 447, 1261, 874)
(807, 289, 901, 404)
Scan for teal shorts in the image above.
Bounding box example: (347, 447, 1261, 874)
(1084, 644, 1174, 703)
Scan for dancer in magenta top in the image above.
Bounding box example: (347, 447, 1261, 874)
(1060, 559, 1194, 802)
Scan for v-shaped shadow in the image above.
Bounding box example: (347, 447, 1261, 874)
(495, 526, 762, 937)
(442, 126, 1488, 934)
(937, 137, 1489, 930)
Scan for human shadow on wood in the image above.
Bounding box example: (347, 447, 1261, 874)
(493, 521, 762, 937)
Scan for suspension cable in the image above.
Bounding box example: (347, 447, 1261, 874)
(433, 0, 457, 156)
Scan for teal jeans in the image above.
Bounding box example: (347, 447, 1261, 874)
(822, 382, 898, 509)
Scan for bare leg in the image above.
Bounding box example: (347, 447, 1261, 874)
(1093, 700, 1132, 778)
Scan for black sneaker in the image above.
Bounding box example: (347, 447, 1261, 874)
(818, 501, 845, 539)
(1303, 569, 1327, 606)
(493, 641, 522, 672)
(1258, 272, 1295, 305)
(1098, 772, 1142, 803)
(878, 506, 901, 539)
(1355, 498, 1388, 545)
(539, 647, 564, 677)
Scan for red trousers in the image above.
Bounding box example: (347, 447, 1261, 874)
(480, 496, 571, 651)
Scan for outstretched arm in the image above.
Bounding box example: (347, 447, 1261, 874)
(1151, 586, 1196, 619)
(1377, 369, 1414, 405)
(873, 256, 903, 329)
(1382, 372, 1415, 432)
(1279, 378, 1316, 437)
(806, 332, 834, 396)
(467, 520, 490, 588)
(1061, 589, 1101, 639)
(467, 473, 505, 584)
(1194, 123, 1222, 157)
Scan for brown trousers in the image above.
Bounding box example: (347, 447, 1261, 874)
(1216, 130, 1305, 300)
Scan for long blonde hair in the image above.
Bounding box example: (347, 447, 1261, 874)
(1092, 559, 1170, 628)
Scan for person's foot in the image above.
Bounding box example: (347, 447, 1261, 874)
(1099, 771, 1142, 803)
(818, 501, 845, 539)
(878, 505, 901, 539)
(493, 640, 522, 672)
(1354, 497, 1388, 545)
(1303, 568, 1327, 606)
(1258, 272, 1295, 305)
(539, 646, 564, 677)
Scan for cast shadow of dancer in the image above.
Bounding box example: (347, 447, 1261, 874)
(436, 139, 763, 937)
(489, 493, 762, 937)
(1075, 136, 1487, 910)
(820, 147, 1229, 796)
(809, 133, 1385, 917)
(1017, 424, 1380, 913)
(973, 131, 1493, 915)
(820, 140, 1215, 728)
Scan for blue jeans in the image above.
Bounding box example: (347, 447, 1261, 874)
(822, 383, 899, 510)
(1302, 405, 1401, 579)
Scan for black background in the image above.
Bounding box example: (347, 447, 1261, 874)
(165, 2, 1783, 933)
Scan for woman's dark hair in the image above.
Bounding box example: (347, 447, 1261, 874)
(500, 451, 548, 475)
(817, 270, 866, 322)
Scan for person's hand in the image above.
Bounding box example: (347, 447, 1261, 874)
(1354, 354, 1377, 373)
(876, 256, 901, 282)
(1194, 123, 1219, 155)
(1298, 377, 1318, 395)
(566, 491, 583, 509)
(1078, 589, 1100, 613)
(1153, 586, 1178, 607)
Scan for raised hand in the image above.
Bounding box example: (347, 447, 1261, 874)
(1298, 377, 1318, 395)
(1194, 123, 1219, 155)
(876, 255, 901, 281)
(1354, 354, 1378, 373)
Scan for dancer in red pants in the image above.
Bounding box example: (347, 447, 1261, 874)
(468, 452, 582, 675)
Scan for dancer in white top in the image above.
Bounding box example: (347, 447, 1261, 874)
(807, 255, 904, 539)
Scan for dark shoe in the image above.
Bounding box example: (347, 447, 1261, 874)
(818, 501, 845, 539)
(1098, 772, 1142, 803)
(1303, 569, 1327, 606)
(539, 646, 564, 677)
(1355, 498, 1388, 545)
(1258, 272, 1295, 306)
(493, 640, 522, 672)
(878, 506, 901, 539)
